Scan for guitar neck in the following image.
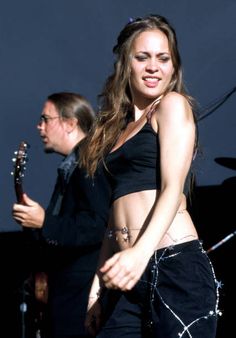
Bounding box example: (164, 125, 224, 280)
(15, 182, 24, 204)
(12, 141, 29, 205)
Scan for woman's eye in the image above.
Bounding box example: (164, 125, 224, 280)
(135, 55, 147, 61)
(159, 56, 170, 62)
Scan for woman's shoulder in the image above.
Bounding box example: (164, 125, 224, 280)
(160, 92, 190, 108)
(157, 92, 192, 117)
(153, 92, 194, 129)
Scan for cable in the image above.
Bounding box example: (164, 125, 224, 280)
(206, 230, 236, 253)
(197, 85, 236, 122)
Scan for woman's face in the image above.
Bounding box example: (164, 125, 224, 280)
(129, 29, 174, 107)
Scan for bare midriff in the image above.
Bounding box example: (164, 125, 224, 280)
(108, 190, 198, 252)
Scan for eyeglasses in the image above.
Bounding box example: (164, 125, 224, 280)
(39, 115, 60, 124)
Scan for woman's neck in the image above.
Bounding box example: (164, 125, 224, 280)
(133, 95, 163, 121)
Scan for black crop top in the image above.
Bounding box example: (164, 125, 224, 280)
(105, 121, 192, 202)
(105, 122, 161, 202)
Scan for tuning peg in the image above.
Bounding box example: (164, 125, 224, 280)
(12, 158, 16, 162)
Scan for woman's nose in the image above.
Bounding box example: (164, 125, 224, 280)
(146, 59, 159, 72)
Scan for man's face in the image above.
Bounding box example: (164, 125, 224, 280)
(37, 101, 66, 154)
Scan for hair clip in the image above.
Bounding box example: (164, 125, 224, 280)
(128, 17, 134, 23)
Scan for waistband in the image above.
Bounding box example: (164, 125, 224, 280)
(152, 240, 203, 260)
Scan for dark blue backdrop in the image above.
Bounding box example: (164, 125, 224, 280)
(1, 0, 235, 231)
(0, 0, 235, 336)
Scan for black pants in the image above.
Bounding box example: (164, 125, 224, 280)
(97, 240, 219, 338)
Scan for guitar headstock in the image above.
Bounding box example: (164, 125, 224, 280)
(12, 141, 29, 203)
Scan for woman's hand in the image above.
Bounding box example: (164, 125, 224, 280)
(100, 247, 150, 291)
(85, 298, 102, 337)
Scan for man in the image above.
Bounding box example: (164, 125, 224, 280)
(12, 92, 110, 338)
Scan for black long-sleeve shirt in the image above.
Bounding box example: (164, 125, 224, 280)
(35, 148, 111, 336)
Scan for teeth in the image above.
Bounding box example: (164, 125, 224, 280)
(144, 77, 158, 81)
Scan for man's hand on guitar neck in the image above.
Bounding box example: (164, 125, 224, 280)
(12, 193, 45, 228)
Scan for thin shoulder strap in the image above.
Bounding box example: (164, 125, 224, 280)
(146, 95, 163, 123)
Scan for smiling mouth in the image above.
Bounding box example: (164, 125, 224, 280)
(143, 77, 160, 86)
(143, 76, 160, 81)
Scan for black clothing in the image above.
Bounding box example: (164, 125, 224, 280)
(97, 241, 218, 338)
(106, 122, 160, 202)
(38, 148, 110, 337)
(106, 120, 192, 202)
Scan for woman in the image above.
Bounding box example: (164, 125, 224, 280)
(81, 14, 220, 338)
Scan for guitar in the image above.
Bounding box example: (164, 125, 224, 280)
(12, 141, 48, 337)
(12, 141, 29, 204)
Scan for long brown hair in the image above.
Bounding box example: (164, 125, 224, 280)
(80, 14, 195, 176)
